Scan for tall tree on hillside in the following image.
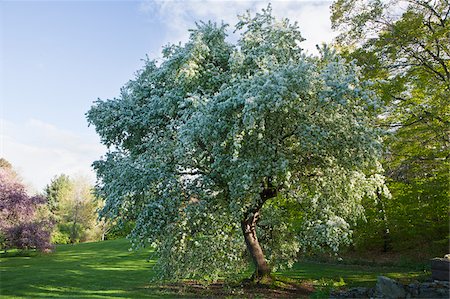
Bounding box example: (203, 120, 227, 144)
(45, 175, 103, 244)
(0, 159, 53, 252)
(87, 7, 387, 281)
(45, 174, 72, 216)
(331, 0, 449, 252)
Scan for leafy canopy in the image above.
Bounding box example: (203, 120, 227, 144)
(87, 7, 387, 281)
(45, 174, 105, 244)
(331, 0, 449, 252)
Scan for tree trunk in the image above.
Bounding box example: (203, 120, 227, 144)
(241, 185, 277, 281)
(377, 193, 391, 252)
(70, 201, 80, 244)
(241, 211, 271, 280)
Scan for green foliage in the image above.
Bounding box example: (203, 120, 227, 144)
(310, 278, 346, 299)
(354, 170, 449, 254)
(387, 177, 448, 249)
(87, 6, 386, 281)
(50, 225, 71, 244)
(332, 0, 450, 254)
(258, 197, 301, 271)
(104, 220, 135, 240)
(45, 174, 71, 214)
(45, 175, 105, 244)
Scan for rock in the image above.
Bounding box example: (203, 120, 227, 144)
(331, 277, 449, 299)
(432, 258, 450, 271)
(376, 276, 406, 299)
(432, 269, 449, 281)
(347, 287, 369, 298)
(330, 287, 371, 298)
(406, 283, 419, 297)
(444, 254, 450, 260)
(417, 281, 449, 298)
(435, 280, 449, 288)
(431, 258, 450, 281)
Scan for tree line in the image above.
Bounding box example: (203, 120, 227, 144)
(0, 158, 126, 252)
(332, 0, 449, 256)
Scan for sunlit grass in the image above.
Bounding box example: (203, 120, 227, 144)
(0, 239, 429, 298)
(0, 239, 172, 298)
(278, 260, 429, 287)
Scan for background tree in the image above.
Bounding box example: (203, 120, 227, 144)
(331, 0, 449, 255)
(0, 158, 13, 169)
(0, 158, 53, 252)
(45, 175, 104, 244)
(87, 7, 387, 282)
(45, 174, 71, 216)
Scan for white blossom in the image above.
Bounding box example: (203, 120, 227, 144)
(87, 7, 387, 281)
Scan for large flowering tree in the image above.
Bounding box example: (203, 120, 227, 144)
(87, 7, 388, 281)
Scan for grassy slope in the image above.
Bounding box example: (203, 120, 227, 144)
(0, 239, 429, 298)
(0, 239, 167, 298)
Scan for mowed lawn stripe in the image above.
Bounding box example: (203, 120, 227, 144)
(1, 239, 171, 298)
(1, 239, 429, 298)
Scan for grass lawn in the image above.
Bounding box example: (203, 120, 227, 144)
(278, 260, 429, 287)
(0, 239, 430, 298)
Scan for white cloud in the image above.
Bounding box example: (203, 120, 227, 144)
(0, 118, 105, 193)
(139, 0, 336, 55)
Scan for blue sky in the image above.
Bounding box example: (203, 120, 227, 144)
(1, 0, 334, 192)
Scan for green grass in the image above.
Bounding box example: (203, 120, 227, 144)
(0, 239, 430, 298)
(276, 260, 429, 287)
(0, 239, 172, 298)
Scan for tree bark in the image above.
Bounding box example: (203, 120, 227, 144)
(377, 193, 391, 252)
(241, 210, 271, 280)
(70, 201, 80, 244)
(241, 185, 277, 281)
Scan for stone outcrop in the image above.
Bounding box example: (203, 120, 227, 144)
(330, 276, 450, 298)
(332, 256, 450, 298)
(431, 257, 450, 281)
(375, 276, 406, 298)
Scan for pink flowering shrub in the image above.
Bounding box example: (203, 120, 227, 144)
(0, 167, 53, 252)
(6, 221, 53, 252)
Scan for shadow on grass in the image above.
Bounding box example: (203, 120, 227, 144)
(0, 239, 180, 298)
(1, 239, 430, 298)
(277, 261, 430, 287)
